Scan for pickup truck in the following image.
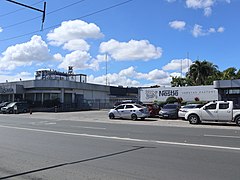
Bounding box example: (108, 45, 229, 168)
(185, 101, 240, 126)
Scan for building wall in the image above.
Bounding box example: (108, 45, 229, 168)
(140, 85, 218, 103)
(214, 79, 240, 106)
(0, 80, 110, 104)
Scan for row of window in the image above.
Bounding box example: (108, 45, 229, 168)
(224, 89, 240, 95)
(206, 103, 229, 110)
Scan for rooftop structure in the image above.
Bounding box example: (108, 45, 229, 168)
(35, 67, 87, 83)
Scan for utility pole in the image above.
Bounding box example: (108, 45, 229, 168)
(105, 54, 108, 86)
(6, 0, 46, 30)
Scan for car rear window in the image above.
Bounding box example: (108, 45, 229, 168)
(219, 103, 229, 109)
(163, 104, 178, 109)
(135, 104, 143, 108)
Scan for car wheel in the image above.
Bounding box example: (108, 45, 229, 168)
(188, 114, 200, 124)
(131, 114, 138, 121)
(109, 113, 115, 119)
(235, 116, 240, 126)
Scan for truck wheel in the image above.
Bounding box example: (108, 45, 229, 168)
(235, 116, 240, 126)
(188, 114, 200, 124)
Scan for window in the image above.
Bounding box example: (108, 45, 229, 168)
(219, 103, 229, 109)
(206, 103, 217, 110)
(116, 105, 124, 110)
(126, 105, 133, 109)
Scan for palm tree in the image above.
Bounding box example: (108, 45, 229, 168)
(221, 67, 237, 80)
(236, 69, 240, 79)
(171, 76, 186, 87)
(187, 60, 218, 85)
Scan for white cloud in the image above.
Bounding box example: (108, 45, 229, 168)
(186, 0, 215, 16)
(99, 39, 162, 61)
(185, 0, 230, 16)
(88, 73, 141, 87)
(192, 24, 206, 37)
(53, 53, 63, 61)
(0, 35, 51, 71)
(217, 26, 225, 33)
(88, 66, 171, 87)
(163, 59, 192, 72)
(63, 39, 90, 51)
(192, 24, 225, 37)
(169, 20, 186, 30)
(58, 50, 99, 71)
(0, 27, 3, 33)
(47, 20, 104, 46)
(170, 72, 182, 78)
(204, 6, 212, 16)
(166, 0, 176, 2)
(0, 72, 33, 83)
(208, 28, 216, 33)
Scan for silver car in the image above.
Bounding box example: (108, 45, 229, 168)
(178, 104, 203, 119)
(108, 104, 149, 120)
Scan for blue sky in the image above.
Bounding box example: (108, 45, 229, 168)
(0, 0, 238, 87)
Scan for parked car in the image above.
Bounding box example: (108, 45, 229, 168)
(0, 102, 10, 109)
(108, 103, 149, 120)
(178, 104, 203, 119)
(1, 101, 29, 114)
(185, 101, 240, 126)
(143, 103, 160, 117)
(113, 100, 142, 108)
(159, 103, 180, 119)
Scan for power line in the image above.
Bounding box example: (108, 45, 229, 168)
(2, 0, 87, 30)
(0, 0, 44, 18)
(0, 0, 134, 42)
(6, 0, 46, 31)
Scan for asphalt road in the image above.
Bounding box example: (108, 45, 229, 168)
(0, 111, 240, 180)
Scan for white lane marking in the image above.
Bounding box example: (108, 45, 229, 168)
(70, 126, 106, 130)
(0, 125, 240, 151)
(204, 134, 240, 139)
(30, 121, 56, 125)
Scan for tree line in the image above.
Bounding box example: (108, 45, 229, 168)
(171, 60, 240, 87)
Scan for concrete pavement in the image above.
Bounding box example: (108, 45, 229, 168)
(5, 110, 239, 130)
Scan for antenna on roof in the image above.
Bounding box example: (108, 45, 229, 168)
(6, 0, 46, 31)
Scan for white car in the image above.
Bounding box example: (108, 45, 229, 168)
(108, 104, 149, 120)
(178, 104, 203, 119)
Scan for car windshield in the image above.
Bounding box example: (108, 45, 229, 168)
(0, 102, 7, 106)
(6, 102, 16, 107)
(163, 104, 178, 109)
(183, 105, 197, 108)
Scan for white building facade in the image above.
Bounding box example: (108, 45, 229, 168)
(140, 85, 219, 103)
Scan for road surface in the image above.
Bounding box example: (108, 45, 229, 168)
(0, 111, 239, 180)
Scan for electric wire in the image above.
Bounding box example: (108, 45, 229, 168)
(1, 0, 86, 29)
(0, 0, 44, 18)
(0, 0, 134, 42)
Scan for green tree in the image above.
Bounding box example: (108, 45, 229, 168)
(236, 69, 240, 79)
(221, 67, 237, 80)
(171, 76, 187, 87)
(187, 60, 218, 85)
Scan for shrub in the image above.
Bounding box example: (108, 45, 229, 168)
(166, 96, 178, 104)
(195, 97, 200, 101)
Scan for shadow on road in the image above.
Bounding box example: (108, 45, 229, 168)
(0, 146, 151, 179)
